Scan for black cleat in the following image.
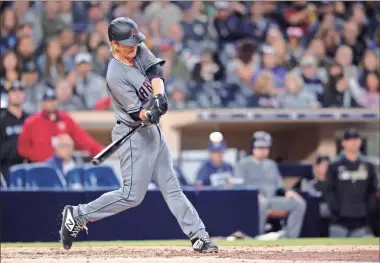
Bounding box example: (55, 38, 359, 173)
(59, 205, 87, 250)
(191, 236, 219, 253)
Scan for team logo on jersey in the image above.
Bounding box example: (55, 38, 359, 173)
(130, 28, 137, 38)
(138, 79, 153, 100)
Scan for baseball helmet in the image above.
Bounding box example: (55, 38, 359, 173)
(108, 17, 145, 46)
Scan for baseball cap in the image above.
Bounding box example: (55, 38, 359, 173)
(42, 89, 57, 101)
(208, 132, 227, 152)
(252, 131, 272, 148)
(75, 52, 92, 65)
(316, 155, 330, 165)
(5, 80, 24, 92)
(343, 128, 360, 140)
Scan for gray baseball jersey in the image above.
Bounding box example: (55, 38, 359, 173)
(72, 43, 208, 241)
(106, 43, 164, 126)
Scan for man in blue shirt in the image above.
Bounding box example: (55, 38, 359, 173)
(196, 132, 233, 187)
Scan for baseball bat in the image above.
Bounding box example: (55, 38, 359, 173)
(91, 120, 148, 165)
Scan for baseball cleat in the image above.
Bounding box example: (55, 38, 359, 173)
(59, 205, 87, 250)
(191, 236, 219, 253)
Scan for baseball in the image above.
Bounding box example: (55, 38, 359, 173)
(209, 132, 223, 143)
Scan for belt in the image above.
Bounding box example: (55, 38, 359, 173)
(116, 120, 150, 128)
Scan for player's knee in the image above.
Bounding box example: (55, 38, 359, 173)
(120, 187, 145, 208)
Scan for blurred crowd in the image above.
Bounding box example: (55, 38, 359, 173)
(0, 1, 379, 112)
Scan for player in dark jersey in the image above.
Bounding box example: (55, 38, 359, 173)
(60, 17, 218, 253)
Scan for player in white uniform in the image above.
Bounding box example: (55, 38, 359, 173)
(59, 17, 218, 253)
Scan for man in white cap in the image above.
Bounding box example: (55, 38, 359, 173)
(235, 131, 306, 240)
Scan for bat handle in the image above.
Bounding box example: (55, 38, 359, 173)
(91, 159, 101, 165)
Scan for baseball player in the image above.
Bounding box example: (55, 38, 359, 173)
(59, 17, 218, 253)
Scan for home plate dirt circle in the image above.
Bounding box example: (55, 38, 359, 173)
(1, 245, 379, 263)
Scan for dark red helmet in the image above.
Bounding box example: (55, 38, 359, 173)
(108, 17, 145, 46)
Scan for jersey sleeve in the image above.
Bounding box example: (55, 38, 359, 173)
(107, 74, 142, 114)
(136, 43, 165, 72)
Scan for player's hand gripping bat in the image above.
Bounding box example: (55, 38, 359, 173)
(91, 119, 149, 165)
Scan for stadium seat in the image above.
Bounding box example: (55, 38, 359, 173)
(26, 164, 66, 190)
(66, 167, 84, 190)
(9, 164, 29, 189)
(83, 165, 120, 189)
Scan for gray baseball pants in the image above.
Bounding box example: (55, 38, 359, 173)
(259, 197, 306, 238)
(73, 123, 208, 240)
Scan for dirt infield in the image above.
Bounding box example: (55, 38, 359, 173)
(1, 245, 379, 263)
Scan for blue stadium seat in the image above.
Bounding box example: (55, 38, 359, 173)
(9, 164, 29, 189)
(66, 167, 84, 190)
(83, 165, 120, 189)
(26, 164, 66, 190)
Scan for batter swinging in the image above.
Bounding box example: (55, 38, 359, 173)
(59, 17, 218, 253)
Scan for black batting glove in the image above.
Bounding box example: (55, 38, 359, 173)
(153, 94, 168, 115)
(145, 108, 161, 124)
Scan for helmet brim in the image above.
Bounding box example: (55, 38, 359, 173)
(118, 32, 146, 47)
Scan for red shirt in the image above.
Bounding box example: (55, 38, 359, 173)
(18, 110, 103, 162)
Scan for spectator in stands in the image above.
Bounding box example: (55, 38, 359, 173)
(341, 20, 365, 66)
(94, 20, 109, 45)
(286, 27, 304, 65)
(41, 1, 66, 40)
(93, 43, 110, 78)
(0, 50, 20, 77)
(298, 55, 325, 102)
(246, 70, 277, 108)
(113, 2, 144, 27)
(325, 128, 378, 237)
(0, 80, 28, 183)
(56, 78, 86, 111)
(321, 29, 341, 62)
(86, 3, 105, 33)
(159, 40, 190, 83)
(323, 72, 360, 108)
(196, 132, 233, 187)
(13, 1, 43, 49)
(335, 45, 358, 79)
(226, 39, 257, 92)
(0, 8, 19, 54)
(58, 29, 77, 70)
(349, 73, 380, 109)
(212, 1, 245, 51)
(265, 25, 284, 47)
(16, 36, 37, 72)
(359, 49, 379, 87)
(18, 89, 103, 162)
(242, 2, 270, 43)
(180, 1, 210, 53)
(166, 79, 194, 110)
(58, 1, 73, 28)
(301, 155, 331, 218)
(192, 47, 225, 83)
(307, 38, 329, 70)
(87, 31, 103, 55)
(38, 39, 70, 85)
(253, 45, 288, 89)
(46, 134, 76, 176)
(21, 60, 47, 114)
(277, 72, 320, 109)
(283, 1, 317, 35)
(273, 40, 292, 70)
(67, 52, 107, 109)
(235, 131, 306, 240)
(144, 2, 183, 36)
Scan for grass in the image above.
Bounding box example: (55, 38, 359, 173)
(2, 238, 379, 248)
